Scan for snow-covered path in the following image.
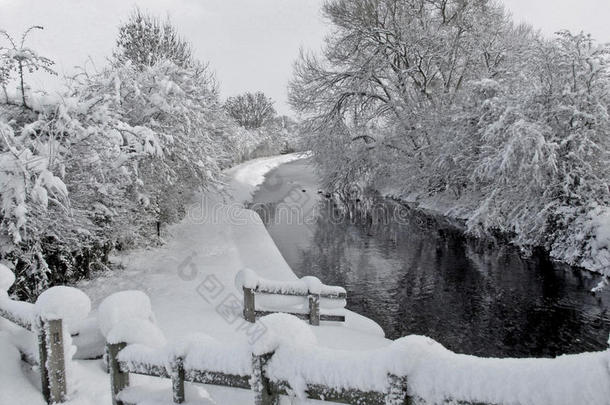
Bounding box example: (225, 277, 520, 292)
(1, 154, 389, 405)
(79, 153, 386, 348)
(38, 154, 384, 405)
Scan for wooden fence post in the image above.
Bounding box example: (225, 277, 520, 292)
(308, 294, 320, 326)
(172, 357, 185, 404)
(38, 318, 67, 404)
(243, 287, 256, 323)
(107, 342, 129, 405)
(386, 374, 411, 405)
(251, 353, 278, 405)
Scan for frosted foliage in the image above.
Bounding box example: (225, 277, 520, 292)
(0, 24, 295, 297)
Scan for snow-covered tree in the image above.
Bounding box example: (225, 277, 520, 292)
(114, 8, 194, 69)
(291, 0, 610, 273)
(0, 26, 55, 109)
(224, 92, 276, 130)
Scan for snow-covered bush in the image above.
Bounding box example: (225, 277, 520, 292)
(0, 15, 291, 297)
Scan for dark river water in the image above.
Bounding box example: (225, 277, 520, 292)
(250, 158, 610, 358)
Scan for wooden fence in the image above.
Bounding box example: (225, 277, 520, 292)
(242, 285, 346, 326)
(106, 341, 412, 405)
(0, 301, 67, 404)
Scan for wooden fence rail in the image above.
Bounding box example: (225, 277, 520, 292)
(106, 341, 413, 405)
(0, 302, 67, 404)
(242, 286, 346, 326)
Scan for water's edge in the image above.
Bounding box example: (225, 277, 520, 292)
(252, 158, 610, 358)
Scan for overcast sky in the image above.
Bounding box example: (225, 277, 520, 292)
(1, 0, 608, 115)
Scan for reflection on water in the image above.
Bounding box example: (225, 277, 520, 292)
(250, 158, 610, 358)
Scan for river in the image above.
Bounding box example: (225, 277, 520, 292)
(249, 157, 610, 358)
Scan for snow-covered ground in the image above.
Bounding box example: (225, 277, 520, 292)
(0, 154, 387, 405)
(1, 154, 609, 405)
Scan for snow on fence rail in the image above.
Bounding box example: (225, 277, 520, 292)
(100, 289, 610, 405)
(236, 269, 347, 325)
(0, 264, 91, 404)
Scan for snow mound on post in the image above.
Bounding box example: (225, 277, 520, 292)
(0, 264, 15, 291)
(98, 290, 156, 337)
(301, 276, 322, 295)
(251, 313, 316, 355)
(234, 268, 259, 291)
(107, 318, 166, 348)
(35, 286, 91, 334)
(33, 286, 91, 396)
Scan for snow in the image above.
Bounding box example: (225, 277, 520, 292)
(34, 286, 91, 334)
(251, 313, 317, 356)
(301, 276, 323, 295)
(0, 293, 35, 329)
(224, 153, 308, 203)
(117, 343, 168, 370)
(97, 290, 156, 337)
(116, 334, 253, 377)
(234, 269, 347, 311)
(387, 335, 610, 405)
(235, 270, 346, 297)
(117, 384, 215, 405)
(80, 155, 383, 350)
(1, 154, 608, 405)
(72, 316, 106, 359)
(68, 154, 387, 404)
(107, 318, 166, 348)
(234, 268, 259, 290)
(178, 334, 251, 376)
(0, 334, 45, 405)
(265, 334, 610, 405)
(0, 263, 15, 290)
(585, 206, 610, 274)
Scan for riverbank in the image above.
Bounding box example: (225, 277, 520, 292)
(1, 154, 609, 405)
(251, 158, 610, 357)
(367, 186, 610, 280)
